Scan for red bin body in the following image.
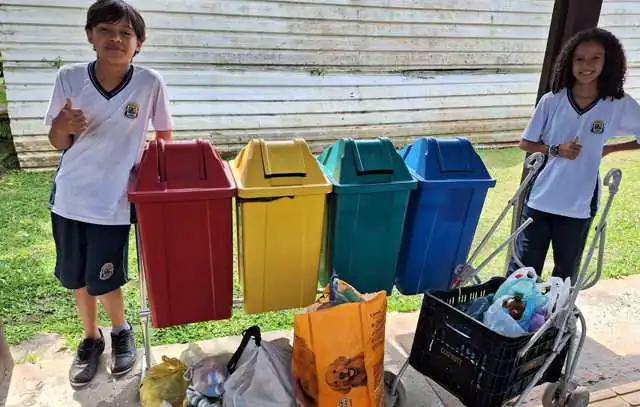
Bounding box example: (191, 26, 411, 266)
(128, 139, 235, 328)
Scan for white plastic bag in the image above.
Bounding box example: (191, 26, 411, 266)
(223, 326, 295, 407)
(541, 276, 571, 319)
(483, 295, 528, 338)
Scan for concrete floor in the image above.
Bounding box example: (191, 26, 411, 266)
(6, 275, 640, 407)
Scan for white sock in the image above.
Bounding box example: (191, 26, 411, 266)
(111, 322, 130, 335)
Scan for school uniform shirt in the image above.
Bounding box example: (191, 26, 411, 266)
(44, 62, 173, 225)
(523, 88, 640, 219)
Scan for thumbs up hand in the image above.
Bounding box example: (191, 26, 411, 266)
(559, 136, 582, 160)
(53, 98, 88, 136)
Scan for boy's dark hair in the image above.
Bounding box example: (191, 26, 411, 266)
(85, 0, 146, 43)
(551, 28, 626, 99)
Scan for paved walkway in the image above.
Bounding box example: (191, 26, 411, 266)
(6, 275, 640, 406)
(588, 382, 640, 406)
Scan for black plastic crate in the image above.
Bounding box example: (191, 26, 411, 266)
(409, 277, 567, 407)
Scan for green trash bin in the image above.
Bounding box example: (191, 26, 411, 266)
(318, 138, 417, 294)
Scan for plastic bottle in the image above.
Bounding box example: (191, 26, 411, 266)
(502, 293, 526, 320)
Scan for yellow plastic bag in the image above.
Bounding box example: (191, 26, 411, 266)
(140, 356, 189, 407)
(292, 279, 387, 407)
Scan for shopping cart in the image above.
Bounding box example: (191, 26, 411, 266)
(385, 159, 623, 407)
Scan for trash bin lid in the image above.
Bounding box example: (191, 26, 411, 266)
(318, 138, 416, 194)
(230, 138, 331, 199)
(128, 139, 236, 203)
(401, 137, 496, 186)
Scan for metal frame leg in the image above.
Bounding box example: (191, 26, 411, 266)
(452, 217, 533, 287)
(506, 152, 547, 272)
(385, 358, 411, 407)
(391, 359, 411, 397)
(555, 310, 587, 402)
(451, 153, 545, 288)
(135, 224, 152, 379)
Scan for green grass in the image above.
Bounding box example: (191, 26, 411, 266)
(0, 78, 6, 106)
(1, 148, 639, 348)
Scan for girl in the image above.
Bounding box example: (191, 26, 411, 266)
(508, 28, 640, 282)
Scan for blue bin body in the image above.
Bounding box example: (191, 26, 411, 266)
(395, 137, 496, 294)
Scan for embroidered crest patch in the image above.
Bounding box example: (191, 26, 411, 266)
(591, 120, 605, 134)
(124, 102, 139, 119)
(99, 262, 114, 280)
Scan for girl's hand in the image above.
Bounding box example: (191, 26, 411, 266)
(559, 136, 582, 160)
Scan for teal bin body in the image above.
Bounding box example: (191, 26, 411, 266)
(396, 137, 496, 295)
(318, 138, 417, 294)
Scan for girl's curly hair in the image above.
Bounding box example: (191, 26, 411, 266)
(551, 28, 627, 99)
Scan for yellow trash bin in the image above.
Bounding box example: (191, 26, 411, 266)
(230, 138, 332, 314)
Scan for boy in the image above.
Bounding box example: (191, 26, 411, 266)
(45, 0, 172, 388)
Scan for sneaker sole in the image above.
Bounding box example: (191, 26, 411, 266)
(111, 362, 135, 378)
(70, 379, 93, 390)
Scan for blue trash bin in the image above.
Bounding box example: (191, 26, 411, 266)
(395, 137, 496, 295)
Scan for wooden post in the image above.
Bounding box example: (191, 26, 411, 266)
(509, 0, 604, 269)
(0, 325, 13, 407)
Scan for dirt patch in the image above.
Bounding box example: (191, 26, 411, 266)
(0, 139, 19, 174)
(11, 333, 70, 365)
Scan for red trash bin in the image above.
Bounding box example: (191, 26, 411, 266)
(128, 139, 235, 328)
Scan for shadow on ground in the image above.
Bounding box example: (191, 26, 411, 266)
(393, 330, 640, 406)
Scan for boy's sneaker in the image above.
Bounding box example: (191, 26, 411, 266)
(69, 329, 105, 388)
(110, 326, 136, 377)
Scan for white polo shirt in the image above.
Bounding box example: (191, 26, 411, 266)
(523, 89, 640, 219)
(45, 62, 173, 225)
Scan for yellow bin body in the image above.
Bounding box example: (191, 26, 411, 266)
(230, 138, 332, 314)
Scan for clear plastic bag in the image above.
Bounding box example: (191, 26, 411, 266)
(494, 270, 548, 331)
(186, 354, 229, 399)
(483, 295, 528, 337)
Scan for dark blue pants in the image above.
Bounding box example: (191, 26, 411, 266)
(507, 206, 592, 281)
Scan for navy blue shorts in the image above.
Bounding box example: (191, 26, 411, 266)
(51, 212, 130, 296)
(507, 206, 592, 282)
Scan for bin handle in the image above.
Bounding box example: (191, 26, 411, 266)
(196, 139, 208, 181)
(265, 172, 306, 179)
(356, 169, 395, 176)
(156, 139, 165, 183)
(349, 137, 395, 176)
(154, 139, 209, 184)
(236, 196, 295, 203)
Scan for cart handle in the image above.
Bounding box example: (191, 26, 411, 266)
(604, 168, 622, 194)
(577, 168, 622, 291)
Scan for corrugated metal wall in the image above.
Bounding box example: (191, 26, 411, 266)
(0, 0, 638, 169)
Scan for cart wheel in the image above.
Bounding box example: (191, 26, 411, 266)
(384, 370, 407, 407)
(542, 382, 561, 407)
(566, 390, 590, 407)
